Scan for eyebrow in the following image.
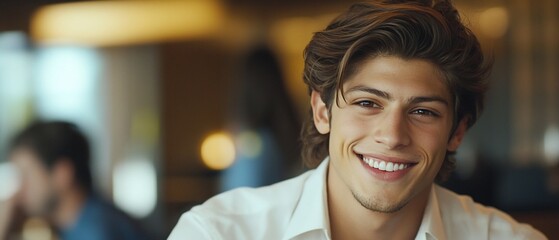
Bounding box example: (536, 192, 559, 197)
(345, 85, 449, 106)
(408, 96, 449, 106)
(346, 85, 391, 99)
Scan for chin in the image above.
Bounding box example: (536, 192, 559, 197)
(352, 189, 410, 213)
(351, 182, 409, 211)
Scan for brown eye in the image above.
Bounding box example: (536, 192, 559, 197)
(411, 109, 438, 117)
(356, 100, 380, 108)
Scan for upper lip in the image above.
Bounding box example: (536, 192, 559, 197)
(354, 151, 419, 164)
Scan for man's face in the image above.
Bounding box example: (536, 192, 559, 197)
(10, 147, 58, 216)
(312, 56, 466, 212)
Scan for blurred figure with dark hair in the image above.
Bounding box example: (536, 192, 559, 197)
(221, 46, 301, 191)
(0, 121, 150, 240)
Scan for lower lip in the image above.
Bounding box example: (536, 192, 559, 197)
(358, 157, 415, 181)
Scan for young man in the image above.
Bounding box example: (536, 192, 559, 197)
(0, 121, 151, 240)
(169, 0, 547, 239)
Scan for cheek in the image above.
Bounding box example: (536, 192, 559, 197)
(329, 110, 370, 157)
(415, 129, 450, 166)
(331, 109, 369, 139)
(24, 173, 52, 207)
(429, 146, 448, 168)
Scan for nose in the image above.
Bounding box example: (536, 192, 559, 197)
(373, 109, 411, 149)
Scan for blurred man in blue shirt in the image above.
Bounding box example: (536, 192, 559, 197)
(2, 121, 150, 240)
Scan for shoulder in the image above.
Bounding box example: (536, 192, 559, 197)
(204, 171, 311, 212)
(169, 170, 314, 240)
(434, 185, 547, 240)
(196, 170, 312, 217)
(76, 197, 151, 240)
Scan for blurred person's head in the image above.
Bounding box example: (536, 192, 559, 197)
(302, 0, 491, 181)
(8, 121, 92, 217)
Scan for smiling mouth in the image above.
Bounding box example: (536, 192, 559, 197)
(357, 154, 416, 172)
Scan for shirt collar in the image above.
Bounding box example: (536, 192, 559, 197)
(415, 185, 447, 240)
(283, 158, 331, 240)
(283, 158, 447, 240)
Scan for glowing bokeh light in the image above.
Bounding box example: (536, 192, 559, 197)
(201, 132, 236, 170)
(34, 46, 100, 124)
(544, 125, 559, 165)
(479, 7, 509, 39)
(113, 159, 157, 218)
(31, 0, 225, 46)
(0, 162, 20, 201)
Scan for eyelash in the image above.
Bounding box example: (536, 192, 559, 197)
(356, 100, 381, 108)
(411, 109, 440, 117)
(355, 101, 440, 117)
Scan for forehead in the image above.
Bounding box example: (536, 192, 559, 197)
(10, 147, 47, 172)
(343, 56, 451, 100)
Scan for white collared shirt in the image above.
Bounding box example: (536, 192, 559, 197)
(168, 159, 547, 240)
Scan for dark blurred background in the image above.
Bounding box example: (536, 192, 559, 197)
(0, 0, 557, 239)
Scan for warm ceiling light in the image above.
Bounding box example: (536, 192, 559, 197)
(478, 7, 509, 39)
(31, 0, 225, 46)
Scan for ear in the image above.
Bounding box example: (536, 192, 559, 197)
(447, 118, 468, 152)
(51, 158, 75, 192)
(311, 90, 330, 134)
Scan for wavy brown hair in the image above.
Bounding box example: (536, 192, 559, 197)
(301, 0, 491, 182)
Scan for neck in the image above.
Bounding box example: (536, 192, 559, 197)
(51, 188, 88, 230)
(326, 165, 430, 240)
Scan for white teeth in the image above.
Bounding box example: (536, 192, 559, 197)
(361, 156, 410, 172)
(386, 162, 394, 171)
(378, 161, 386, 171)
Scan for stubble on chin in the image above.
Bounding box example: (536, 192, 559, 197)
(351, 190, 409, 214)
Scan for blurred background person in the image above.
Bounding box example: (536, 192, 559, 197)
(0, 121, 151, 240)
(221, 46, 302, 191)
